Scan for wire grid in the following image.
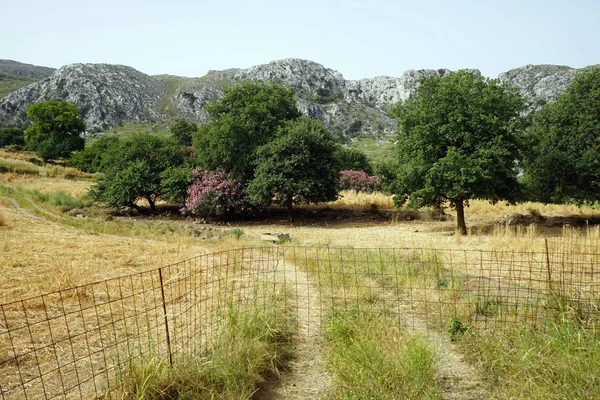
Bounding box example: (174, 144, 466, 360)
(277, 247, 565, 334)
(0, 248, 265, 400)
(2, 246, 599, 399)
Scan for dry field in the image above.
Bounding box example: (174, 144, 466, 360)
(2, 149, 600, 301)
(2, 150, 600, 399)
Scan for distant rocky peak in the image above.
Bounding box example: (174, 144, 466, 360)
(0, 63, 166, 129)
(344, 68, 481, 110)
(498, 64, 581, 112)
(234, 58, 346, 97)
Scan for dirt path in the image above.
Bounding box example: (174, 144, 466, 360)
(397, 302, 492, 399)
(252, 253, 491, 400)
(254, 254, 332, 400)
(5, 197, 46, 221)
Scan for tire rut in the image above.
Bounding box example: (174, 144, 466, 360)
(254, 255, 332, 400)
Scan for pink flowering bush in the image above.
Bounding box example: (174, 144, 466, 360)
(182, 168, 250, 220)
(339, 170, 382, 193)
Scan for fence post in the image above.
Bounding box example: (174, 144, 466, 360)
(158, 267, 173, 367)
(545, 238, 553, 292)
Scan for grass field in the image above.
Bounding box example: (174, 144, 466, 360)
(0, 72, 37, 98)
(1, 149, 600, 399)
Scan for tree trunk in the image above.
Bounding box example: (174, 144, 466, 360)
(285, 196, 294, 223)
(147, 196, 156, 215)
(455, 198, 467, 235)
(128, 201, 145, 215)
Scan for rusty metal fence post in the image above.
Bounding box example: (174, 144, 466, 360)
(158, 267, 173, 367)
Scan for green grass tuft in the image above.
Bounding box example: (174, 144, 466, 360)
(465, 317, 600, 399)
(325, 306, 441, 399)
(115, 288, 296, 399)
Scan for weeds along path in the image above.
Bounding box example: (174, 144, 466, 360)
(254, 252, 332, 400)
(361, 273, 493, 400)
(399, 302, 491, 399)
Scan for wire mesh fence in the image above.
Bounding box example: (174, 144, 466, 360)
(1, 245, 599, 399)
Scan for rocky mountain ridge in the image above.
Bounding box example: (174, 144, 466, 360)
(0, 59, 55, 79)
(0, 58, 597, 139)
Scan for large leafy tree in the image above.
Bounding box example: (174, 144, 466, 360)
(521, 67, 600, 204)
(24, 100, 86, 161)
(169, 119, 197, 146)
(248, 117, 339, 221)
(193, 81, 301, 182)
(92, 133, 185, 214)
(390, 71, 525, 235)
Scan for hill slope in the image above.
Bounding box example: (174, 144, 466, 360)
(0, 59, 55, 79)
(0, 58, 596, 139)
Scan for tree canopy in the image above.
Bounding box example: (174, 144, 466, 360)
(390, 71, 525, 234)
(169, 119, 197, 147)
(521, 67, 600, 204)
(334, 147, 373, 174)
(0, 127, 25, 148)
(193, 81, 301, 182)
(92, 133, 186, 214)
(247, 117, 339, 221)
(24, 100, 86, 161)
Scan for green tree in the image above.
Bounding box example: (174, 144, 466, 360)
(390, 71, 524, 235)
(169, 119, 197, 146)
(0, 128, 25, 148)
(335, 147, 373, 174)
(160, 166, 193, 203)
(248, 117, 339, 221)
(67, 135, 121, 173)
(521, 67, 600, 204)
(24, 101, 86, 161)
(193, 81, 301, 182)
(92, 133, 185, 214)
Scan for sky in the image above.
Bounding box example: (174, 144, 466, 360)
(2, 0, 599, 80)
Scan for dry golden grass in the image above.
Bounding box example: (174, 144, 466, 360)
(0, 149, 38, 161)
(0, 202, 232, 303)
(467, 199, 598, 217)
(0, 149, 93, 177)
(0, 173, 92, 196)
(328, 190, 395, 209)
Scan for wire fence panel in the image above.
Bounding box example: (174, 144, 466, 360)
(1, 245, 599, 399)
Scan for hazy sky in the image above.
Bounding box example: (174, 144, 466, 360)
(3, 0, 598, 79)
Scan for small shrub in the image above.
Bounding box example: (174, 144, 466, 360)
(448, 315, 470, 340)
(50, 191, 91, 212)
(0, 127, 25, 148)
(228, 228, 244, 240)
(3, 144, 23, 152)
(527, 207, 543, 218)
(182, 168, 251, 220)
(475, 297, 503, 317)
(339, 170, 381, 193)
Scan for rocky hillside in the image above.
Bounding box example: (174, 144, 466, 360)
(0, 58, 596, 138)
(498, 64, 598, 113)
(0, 60, 55, 79)
(0, 64, 166, 130)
